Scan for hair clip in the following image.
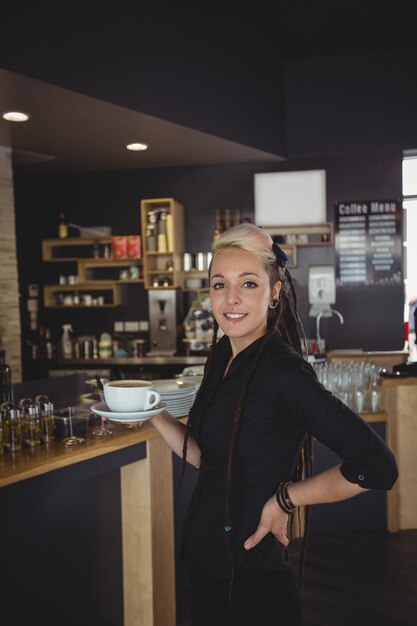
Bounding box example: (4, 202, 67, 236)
(272, 242, 288, 268)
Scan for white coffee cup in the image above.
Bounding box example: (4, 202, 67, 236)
(103, 379, 161, 413)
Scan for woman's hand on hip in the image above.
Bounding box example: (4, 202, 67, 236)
(243, 496, 289, 550)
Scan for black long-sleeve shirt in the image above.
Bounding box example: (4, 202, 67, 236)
(182, 332, 398, 578)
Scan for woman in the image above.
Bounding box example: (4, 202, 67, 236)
(149, 223, 398, 626)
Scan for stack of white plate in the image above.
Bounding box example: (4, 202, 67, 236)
(152, 379, 199, 418)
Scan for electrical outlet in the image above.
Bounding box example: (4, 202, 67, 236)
(308, 266, 336, 305)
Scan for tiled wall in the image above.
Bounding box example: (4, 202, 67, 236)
(0, 147, 22, 382)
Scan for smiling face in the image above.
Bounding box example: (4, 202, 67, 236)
(209, 247, 281, 355)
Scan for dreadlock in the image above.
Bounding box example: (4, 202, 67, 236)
(178, 223, 314, 589)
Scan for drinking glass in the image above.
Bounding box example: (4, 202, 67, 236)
(63, 406, 85, 447)
(91, 414, 113, 437)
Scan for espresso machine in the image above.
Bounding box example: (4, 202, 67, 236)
(147, 289, 178, 356)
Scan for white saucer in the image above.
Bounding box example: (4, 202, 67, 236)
(91, 401, 167, 423)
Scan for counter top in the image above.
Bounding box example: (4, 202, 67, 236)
(0, 420, 162, 488)
(381, 375, 417, 386)
(49, 355, 208, 366)
(0, 405, 388, 489)
(327, 349, 409, 358)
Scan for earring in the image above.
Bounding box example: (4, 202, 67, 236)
(269, 298, 279, 309)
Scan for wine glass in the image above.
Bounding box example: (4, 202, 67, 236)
(90, 376, 113, 437)
(91, 413, 113, 437)
(63, 406, 85, 447)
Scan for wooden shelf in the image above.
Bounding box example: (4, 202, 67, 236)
(42, 237, 113, 261)
(41, 238, 143, 307)
(43, 282, 122, 308)
(78, 259, 142, 283)
(140, 198, 184, 289)
(182, 270, 209, 292)
(263, 223, 333, 247)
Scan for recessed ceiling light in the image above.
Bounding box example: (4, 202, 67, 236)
(2, 111, 31, 122)
(126, 142, 148, 151)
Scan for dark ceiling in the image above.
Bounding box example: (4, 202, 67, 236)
(0, 0, 416, 172)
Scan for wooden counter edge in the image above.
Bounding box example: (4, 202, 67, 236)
(0, 410, 386, 489)
(0, 421, 162, 488)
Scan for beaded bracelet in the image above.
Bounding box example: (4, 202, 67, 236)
(275, 481, 298, 514)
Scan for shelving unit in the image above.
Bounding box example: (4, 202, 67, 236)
(42, 237, 113, 260)
(41, 237, 142, 308)
(140, 198, 184, 289)
(263, 223, 333, 247)
(43, 282, 121, 308)
(78, 259, 143, 284)
(182, 270, 209, 292)
(180, 241, 296, 289)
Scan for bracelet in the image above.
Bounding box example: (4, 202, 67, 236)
(275, 481, 298, 514)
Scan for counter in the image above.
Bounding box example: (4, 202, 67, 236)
(327, 349, 409, 369)
(46, 355, 208, 381)
(0, 417, 179, 626)
(2, 371, 415, 625)
(382, 376, 417, 532)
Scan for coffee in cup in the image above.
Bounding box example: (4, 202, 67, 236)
(103, 379, 161, 413)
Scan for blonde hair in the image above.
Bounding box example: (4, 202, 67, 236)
(211, 223, 282, 286)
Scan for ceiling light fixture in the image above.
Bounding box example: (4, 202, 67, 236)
(2, 111, 31, 122)
(126, 142, 148, 151)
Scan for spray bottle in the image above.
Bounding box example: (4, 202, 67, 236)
(61, 324, 73, 359)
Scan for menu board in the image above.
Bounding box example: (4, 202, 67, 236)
(335, 200, 402, 287)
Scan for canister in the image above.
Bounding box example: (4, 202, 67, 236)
(183, 253, 193, 272)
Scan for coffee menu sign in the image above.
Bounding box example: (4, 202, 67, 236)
(335, 200, 402, 287)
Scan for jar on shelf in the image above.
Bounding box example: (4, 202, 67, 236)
(128, 261, 140, 279)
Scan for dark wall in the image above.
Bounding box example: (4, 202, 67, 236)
(285, 50, 417, 158)
(3, 9, 417, 161)
(6, 13, 413, 370)
(14, 151, 404, 377)
(0, 3, 287, 156)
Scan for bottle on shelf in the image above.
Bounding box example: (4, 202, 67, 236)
(224, 208, 231, 230)
(213, 209, 222, 242)
(166, 213, 174, 252)
(58, 212, 68, 239)
(157, 210, 168, 252)
(146, 226, 157, 251)
(98, 332, 112, 359)
(146, 210, 158, 251)
(37, 326, 54, 359)
(61, 324, 73, 359)
(0, 349, 12, 404)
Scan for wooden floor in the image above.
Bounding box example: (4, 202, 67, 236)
(176, 530, 417, 626)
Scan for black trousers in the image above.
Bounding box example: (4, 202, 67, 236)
(188, 568, 303, 626)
